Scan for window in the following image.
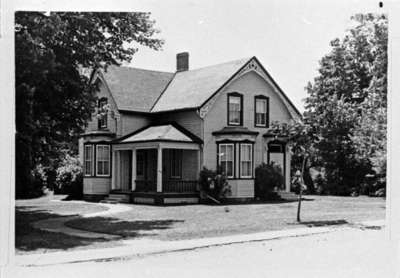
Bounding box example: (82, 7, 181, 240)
(219, 144, 234, 178)
(240, 144, 253, 178)
(170, 149, 182, 179)
(98, 98, 108, 129)
(96, 145, 110, 176)
(228, 93, 242, 125)
(255, 96, 269, 127)
(84, 145, 93, 176)
(136, 151, 145, 177)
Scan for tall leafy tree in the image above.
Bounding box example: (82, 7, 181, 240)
(304, 13, 387, 195)
(15, 12, 163, 197)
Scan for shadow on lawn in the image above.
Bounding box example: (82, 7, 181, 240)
(15, 207, 182, 252)
(65, 217, 184, 238)
(215, 197, 315, 206)
(300, 219, 348, 227)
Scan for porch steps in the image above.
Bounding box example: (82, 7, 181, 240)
(100, 193, 131, 204)
(275, 191, 298, 201)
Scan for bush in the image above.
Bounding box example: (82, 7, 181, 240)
(199, 167, 231, 201)
(55, 154, 83, 199)
(255, 163, 284, 199)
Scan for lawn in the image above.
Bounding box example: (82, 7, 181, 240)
(65, 195, 385, 241)
(15, 195, 112, 254)
(16, 195, 385, 254)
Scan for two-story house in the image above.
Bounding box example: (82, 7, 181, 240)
(79, 52, 302, 204)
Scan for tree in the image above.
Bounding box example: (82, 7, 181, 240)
(304, 13, 387, 195)
(269, 121, 317, 221)
(15, 12, 163, 197)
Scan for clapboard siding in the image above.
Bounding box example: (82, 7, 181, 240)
(83, 177, 111, 195)
(121, 113, 151, 135)
(156, 110, 203, 139)
(86, 78, 121, 135)
(203, 71, 294, 196)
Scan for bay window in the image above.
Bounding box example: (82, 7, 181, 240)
(84, 145, 93, 176)
(96, 145, 110, 176)
(218, 143, 234, 178)
(240, 143, 253, 178)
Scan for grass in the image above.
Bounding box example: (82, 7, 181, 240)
(15, 195, 112, 254)
(16, 194, 385, 254)
(65, 195, 385, 241)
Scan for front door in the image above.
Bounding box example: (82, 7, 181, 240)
(119, 150, 132, 191)
(268, 141, 286, 190)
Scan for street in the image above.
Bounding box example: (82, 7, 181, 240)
(4, 226, 398, 278)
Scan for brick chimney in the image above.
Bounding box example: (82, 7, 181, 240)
(176, 52, 189, 72)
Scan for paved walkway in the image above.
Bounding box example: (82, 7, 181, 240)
(33, 201, 133, 239)
(16, 219, 385, 267)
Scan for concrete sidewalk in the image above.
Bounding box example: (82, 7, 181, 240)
(15, 219, 384, 267)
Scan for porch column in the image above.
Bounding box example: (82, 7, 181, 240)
(131, 149, 136, 191)
(157, 145, 163, 192)
(111, 150, 117, 190)
(115, 151, 120, 189)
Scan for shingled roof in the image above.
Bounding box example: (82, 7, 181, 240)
(101, 66, 174, 112)
(150, 58, 250, 112)
(97, 57, 301, 118)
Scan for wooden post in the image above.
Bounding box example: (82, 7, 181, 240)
(131, 149, 136, 191)
(111, 150, 117, 190)
(157, 145, 163, 192)
(297, 155, 307, 222)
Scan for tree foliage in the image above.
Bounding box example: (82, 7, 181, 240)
(304, 13, 387, 195)
(15, 12, 163, 197)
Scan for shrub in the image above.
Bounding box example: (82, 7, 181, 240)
(255, 163, 284, 199)
(55, 154, 83, 199)
(199, 167, 231, 201)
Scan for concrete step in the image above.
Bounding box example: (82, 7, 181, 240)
(276, 191, 298, 201)
(108, 194, 130, 200)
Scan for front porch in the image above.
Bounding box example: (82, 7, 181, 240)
(110, 124, 203, 204)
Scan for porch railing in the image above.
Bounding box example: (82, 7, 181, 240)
(134, 180, 199, 193)
(164, 180, 198, 193)
(135, 180, 157, 192)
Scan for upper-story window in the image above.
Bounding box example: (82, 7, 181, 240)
(255, 96, 269, 127)
(98, 97, 108, 129)
(228, 93, 243, 126)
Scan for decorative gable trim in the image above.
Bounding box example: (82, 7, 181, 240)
(199, 57, 302, 121)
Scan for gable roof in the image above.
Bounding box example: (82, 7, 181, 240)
(114, 123, 203, 144)
(100, 66, 174, 112)
(150, 58, 250, 112)
(96, 57, 301, 119)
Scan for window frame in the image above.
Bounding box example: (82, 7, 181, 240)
(239, 143, 253, 178)
(169, 149, 183, 179)
(98, 97, 108, 130)
(96, 144, 111, 177)
(254, 95, 269, 128)
(227, 92, 243, 126)
(217, 143, 235, 179)
(136, 150, 146, 179)
(84, 145, 94, 176)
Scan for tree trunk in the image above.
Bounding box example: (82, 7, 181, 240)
(297, 155, 307, 222)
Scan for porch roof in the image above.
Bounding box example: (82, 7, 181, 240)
(114, 123, 203, 144)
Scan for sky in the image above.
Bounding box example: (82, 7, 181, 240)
(125, 0, 384, 112)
